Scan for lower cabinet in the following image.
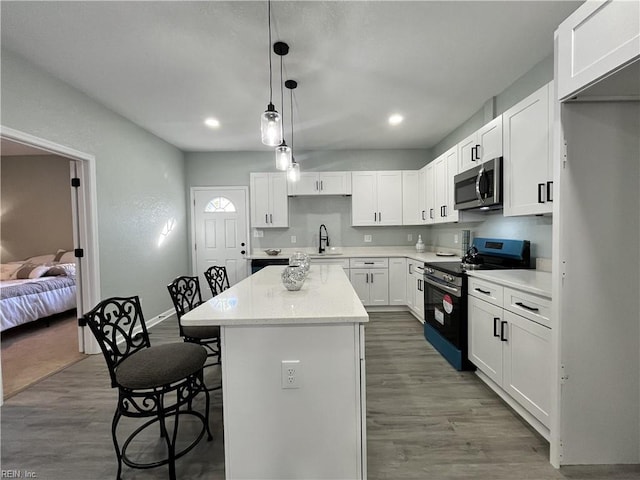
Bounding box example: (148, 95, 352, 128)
(349, 258, 389, 306)
(406, 260, 425, 321)
(468, 277, 552, 431)
(388, 258, 407, 305)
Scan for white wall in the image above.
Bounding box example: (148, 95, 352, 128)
(1, 50, 189, 317)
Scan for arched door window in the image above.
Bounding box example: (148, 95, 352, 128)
(204, 197, 236, 213)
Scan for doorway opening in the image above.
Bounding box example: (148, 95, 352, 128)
(0, 126, 100, 401)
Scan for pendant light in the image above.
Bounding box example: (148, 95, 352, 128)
(274, 42, 292, 170)
(285, 79, 300, 182)
(260, 0, 283, 146)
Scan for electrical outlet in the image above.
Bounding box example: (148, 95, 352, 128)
(364, 235, 372, 243)
(281, 360, 301, 389)
(291, 235, 297, 244)
(454, 234, 459, 244)
(408, 234, 413, 242)
(253, 229, 264, 238)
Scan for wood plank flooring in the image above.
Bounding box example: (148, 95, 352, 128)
(1, 312, 638, 479)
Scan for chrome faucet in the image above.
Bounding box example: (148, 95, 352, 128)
(319, 224, 330, 254)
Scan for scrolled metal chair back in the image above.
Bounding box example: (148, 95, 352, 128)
(204, 266, 230, 297)
(85, 296, 150, 388)
(167, 276, 203, 328)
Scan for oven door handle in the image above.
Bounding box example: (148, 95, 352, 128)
(423, 276, 461, 297)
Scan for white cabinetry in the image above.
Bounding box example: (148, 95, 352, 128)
(250, 172, 288, 228)
(288, 172, 352, 196)
(556, 0, 640, 101)
(349, 258, 389, 306)
(423, 163, 435, 224)
(406, 259, 425, 321)
(468, 276, 551, 435)
(503, 82, 554, 216)
(432, 145, 459, 224)
(351, 171, 403, 226)
(402, 171, 422, 225)
(388, 257, 407, 305)
(458, 116, 503, 172)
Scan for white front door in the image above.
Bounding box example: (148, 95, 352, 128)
(192, 187, 249, 298)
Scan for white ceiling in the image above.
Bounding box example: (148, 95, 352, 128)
(1, 1, 582, 152)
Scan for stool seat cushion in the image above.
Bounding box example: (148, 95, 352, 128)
(183, 325, 220, 340)
(116, 343, 207, 389)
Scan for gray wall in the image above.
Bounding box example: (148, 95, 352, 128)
(185, 149, 431, 249)
(1, 155, 74, 262)
(424, 53, 555, 260)
(1, 50, 189, 317)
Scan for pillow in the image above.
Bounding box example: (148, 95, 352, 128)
(15, 263, 51, 279)
(25, 254, 56, 264)
(0, 263, 22, 281)
(44, 263, 76, 277)
(59, 252, 76, 264)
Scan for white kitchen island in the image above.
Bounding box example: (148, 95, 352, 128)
(182, 265, 369, 480)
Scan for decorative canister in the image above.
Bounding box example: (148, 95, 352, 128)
(281, 265, 306, 291)
(289, 251, 311, 275)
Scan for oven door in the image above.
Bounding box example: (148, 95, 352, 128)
(423, 276, 466, 349)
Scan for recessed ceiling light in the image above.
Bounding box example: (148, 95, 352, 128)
(388, 114, 404, 126)
(204, 117, 220, 128)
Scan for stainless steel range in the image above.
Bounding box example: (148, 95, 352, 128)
(423, 238, 532, 371)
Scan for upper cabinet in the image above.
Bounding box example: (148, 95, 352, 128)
(402, 171, 422, 225)
(423, 163, 435, 225)
(503, 81, 554, 216)
(556, 0, 640, 101)
(250, 172, 288, 228)
(432, 145, 459, 224)
(459, 116, 503, 173)
(288, 171, 352, 196)
(352, 171, 403, 226)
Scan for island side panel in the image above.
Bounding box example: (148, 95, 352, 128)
(221, 322, 364, 480)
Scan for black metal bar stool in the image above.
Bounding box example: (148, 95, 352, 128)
(167, 276, 221, 390)
(204, 265, 230, 297)
(85, 295, 212, 480)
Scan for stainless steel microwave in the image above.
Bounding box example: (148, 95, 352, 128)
(453, 157, 502, 211)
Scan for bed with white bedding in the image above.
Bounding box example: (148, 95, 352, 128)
(0, 251, 77, 332)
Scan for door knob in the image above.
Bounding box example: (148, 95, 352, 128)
(241, 242, 245, 246)
(241, 250, 246, 255)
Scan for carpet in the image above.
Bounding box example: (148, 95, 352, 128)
(1, 311, 87, 399)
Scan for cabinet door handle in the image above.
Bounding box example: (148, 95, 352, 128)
(546, 181, 553, 202)
(538, 183, 545, 203)
(493, 317, 500, 337)
(471, 145, 477, 162)
(374, 212, 377, 222)
(515, 301, 539, 312)
(265, 214, 268, 223)
(429, 208, 434, 219)
(475, 144, 481, 160)
(320, 180, 323, 190)
(408, 264, 413, 274)
(421, 210, 425, 221)
(379, 212, 382, 222)
(474, 287, 491, 295)
(500, 321, 508, 342)
(270, 213, 273, 224)
(371, 273, 374, 284)
(316, 180, 319, 191)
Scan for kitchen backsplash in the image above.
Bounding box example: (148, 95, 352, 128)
(252, 196, 553, 261)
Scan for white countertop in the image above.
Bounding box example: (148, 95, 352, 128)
(181, 265, 368, 327)
(251, 246, 463, 264)
(466, 269, 552, 298)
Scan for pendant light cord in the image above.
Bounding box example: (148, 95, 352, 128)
(290, 87, 294, 150)
(280, 55, 285, 139)
(268, 0, 273, 103)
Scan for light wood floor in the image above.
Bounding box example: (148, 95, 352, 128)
(1, 312, 638, 479)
